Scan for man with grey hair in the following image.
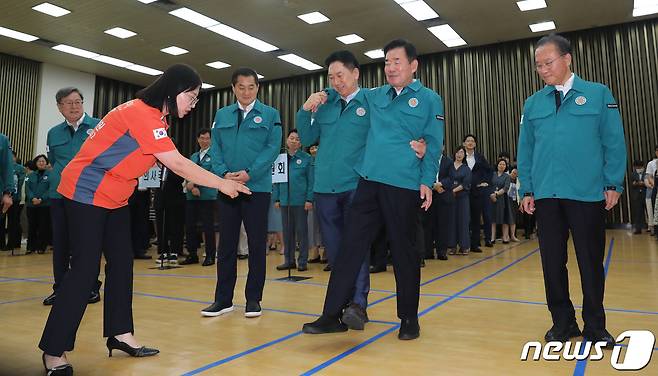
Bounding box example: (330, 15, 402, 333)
(42, 87, 102, 306)
(517, 34, 626, 347)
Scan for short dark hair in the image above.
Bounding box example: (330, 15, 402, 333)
(383, 39, 418, 62)
(33, 154, 49, 166)
(498, 151, 510, 159)
(463, 134, 478, 144)
(136, 64, 201, 118)
(231, 67, 259, 86)
(56, 87, 83, 103)
(633, 159, 644, 167)
(288, 129, 298, 136)
(537, 33, 572, 55)
(197, 128, 211, 138)
(324, 50, 360, 70)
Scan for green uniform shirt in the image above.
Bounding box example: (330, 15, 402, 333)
(272, 150, 314, 206)
(0, 134, 13, 194)
(209, 100, 283, 193)
(12, 162, 25, 202)
(296, 88, 370, 194)
(186, 149, 218, 201)
(25, 170, 50, 207)
(517, 74, 627, 201)
(46, 113, 100, 199)
(356, 80, 444, 190)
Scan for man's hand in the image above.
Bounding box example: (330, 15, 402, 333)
(274, 201, 281, 209)
(186, 181, 195, 191)
(302, 91, 328, 112)
(433, 182, 445, 193)
(2, 194, 12, 214)
(304, 202, 313, 211)
(520, 196, 535, 215)
(226, 170, 250, 183)
(410, 138, 426, 158)
(191, 187, 201, 197)
(420, 184, 433, 211)
(604, 190, 621, 211)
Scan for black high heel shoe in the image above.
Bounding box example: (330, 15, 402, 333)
(42, 353, 73, 375)
(106, 337, 159, 358)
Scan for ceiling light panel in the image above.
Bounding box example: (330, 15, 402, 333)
(52, 44, 99, 59)
(364, 49, 385, 59)
(137, 0, 158, 3)
(633, 0, 658, 16)
(160, 46, 189, 55)
(207, 24, 278, 52)
(297, 11, 330, 24)
(529, 21, 556, 32)
(169, 7, 220, 28)
(516, 0, 547, 11)
(125, 64, 163, 76)
(206, 61, 231, 69)
(277, 54, 323, 71)
(32, 2, 70, 17)
(201, 83, 215, 89)
(395, 0, 439, 21)
(104, 27, 137, 39)
(336, 34, 364, 44)
(92, 55, 134, 68)
(0, 26, 39, 42)
(427, 24, 467, 47)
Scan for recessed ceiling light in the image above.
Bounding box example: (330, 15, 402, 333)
(257, 74, 264, 79)
(52, 44, 99, 59)
(395, 0, 439, 21)
(169, 7, 220, 28)
(92, 55, 133, 68)
(104, 27, 137, 39)
(633, 0, 658, 16)
(0, 26, 38, 42)
(516, 0, 547, 11)
(364, 49, 385, 59)
(277, 54, 323, 71)
(297, 11, 330, 24)
(207, 24, 278, 52)
(137, 0, 158, 3)
(529, 21, 556, 32)
(206, 61, 231, 69)
(32, 2, 71, 17)
(427, 24, 467, 48)
(160, 46, 188, 55)
(201, 83, 215, 89)
(336, 34, 364, 44)
(125, 64, 163, 76)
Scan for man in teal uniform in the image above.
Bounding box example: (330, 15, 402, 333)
(4, 151, 25, 251)
(517, 34, 626, 347)
(43, 87, 102, 306)
(202, 68, 282, 318)
(181, 128, 217, 266)
(273, 129, 314, 271)
(0, 134, 14, 216)
(303, 39, 444, 340)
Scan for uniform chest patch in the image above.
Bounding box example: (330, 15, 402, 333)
(254, 116, 263, 124)
(356, 107, 366, 117)
(408, 98, 419, 108)
(575, 96, 587, 106)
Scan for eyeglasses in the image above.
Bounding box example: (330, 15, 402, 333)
(186, 92, 199, 107)
(60, 100, 83, 106)
(535, 54, 566, 71)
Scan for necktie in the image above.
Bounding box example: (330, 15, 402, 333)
(68, 125, 75, 137)
(554, 90, 562, 112)
(237, 109, 243, 128)
(340, 99, 347, 114)
(391, 90, 398, 101)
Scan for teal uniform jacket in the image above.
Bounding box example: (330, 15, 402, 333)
(12, 162, 25, 202)
(356, 80, 444, 190)
(46, 113, 101, 199)
(25, 170, 51, 207)
(296, 88, 370, 194)
(272, 150, 314, 206)
(209, 100, 283, 193)
(517, 74, 627, 201)
(186, 149, 218, 201)
(0, 134, 13, 194)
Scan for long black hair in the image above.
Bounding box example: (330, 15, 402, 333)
(136, 64, 201, 117)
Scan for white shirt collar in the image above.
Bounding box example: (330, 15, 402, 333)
(238, 100, 256, 117)
(466, 151, 476, 170)
(341, 87, 360, 104)
(66, 113, 85, 132)
(199, 147, 210, 159)
(555, 73, 575, 96)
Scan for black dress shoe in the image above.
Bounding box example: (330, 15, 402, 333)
(307, 256, 321, 264)
(134, 253, 152, 260)
(471, 247, 483, 253)
(297, 265, 308, 271)
(319, 259, 329, 264)
(544, 322, 582, 342)
(276, 263, 296, 270)
(106, 337, 159, 357)
(202, 257, 215, 266)
(369, 265, 386, 273)
(302, 315, 348, 334)
(201, 302, 234, 317)
(245, 301, 262, 318)
(237, 254, 249, 260)
(398, 318, 420, 340)
(437, 253, 448, 260)
(179, 256, 199, 265)
(341, 303, 368, 330)
(42, 353, 73, 375)
(583, 328, 616, 348)
(485, 242, 494, 248)
(88, 291, 101, 304)
(323, 264, 332, 272)
(43, 292, 56, 306)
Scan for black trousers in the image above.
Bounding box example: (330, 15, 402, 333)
(369, 227, 389, 268)
(129, 190, 151, 256)
(40, 199, 134, 356)
(6, 202, 23, 249)
(433, 194, 457, 255)
(630, 194, 646, 231)
(185, 200, 216, 257)
(26, 205, 51, 252)
(155, 200, 185, 255)
(214, 192, 270, 305)
(469, 188, 492, 247)
(323, 179, 421, 320)
(534, 199, 607, 331)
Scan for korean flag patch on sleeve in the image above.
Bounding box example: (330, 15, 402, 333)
(153, 128, 168, 140)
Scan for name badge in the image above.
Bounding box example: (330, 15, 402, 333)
(254, 116, 263, 124)
(575, 96, 587, 106)
(356, 107, 366, 117)
(408, 98, 419, 108)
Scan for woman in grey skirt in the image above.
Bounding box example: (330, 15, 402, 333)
(490, 158, 513, 243)
(451, 146, 472, 255)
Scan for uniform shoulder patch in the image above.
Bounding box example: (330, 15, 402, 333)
(436, 115, 445, 121)
(607, 104, 619, 109)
